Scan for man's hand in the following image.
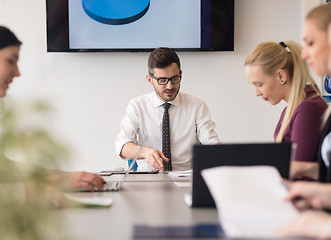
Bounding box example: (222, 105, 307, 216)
(121, 142, 169, 170)
(142, 146, 169, 170)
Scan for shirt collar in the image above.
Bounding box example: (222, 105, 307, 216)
(152, 92, 181, 108)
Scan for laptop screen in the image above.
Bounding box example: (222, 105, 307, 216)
(119, 144, 145, 185)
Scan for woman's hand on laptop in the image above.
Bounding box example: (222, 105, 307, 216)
(47, 171, 106, 192)
(66, 171, 107, 191)
(142, 147, 168, 170)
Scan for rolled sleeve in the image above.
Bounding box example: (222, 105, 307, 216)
(196, 101, 220, 145)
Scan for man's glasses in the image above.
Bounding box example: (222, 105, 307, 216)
(150, 73, 182, 85)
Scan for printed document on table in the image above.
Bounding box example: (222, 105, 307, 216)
(201, 166, 299, 238)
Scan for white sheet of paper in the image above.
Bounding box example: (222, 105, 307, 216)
(201, 166, 298, 238)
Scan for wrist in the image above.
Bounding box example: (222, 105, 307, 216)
(139, 146, 147, 159)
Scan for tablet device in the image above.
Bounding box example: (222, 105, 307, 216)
(99, 169, 159, 176)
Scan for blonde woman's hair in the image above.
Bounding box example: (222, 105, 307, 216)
(244, 41, 321, 142)
(306, 3, 331, 32)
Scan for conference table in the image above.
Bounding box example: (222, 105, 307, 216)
(59, 172, 219, 240)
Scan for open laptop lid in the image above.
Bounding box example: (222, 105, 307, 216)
(191, 143, 293, 208)
(117, 138, 147, 188)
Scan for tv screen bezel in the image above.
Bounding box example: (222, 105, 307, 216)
(46, 0, 234, 52)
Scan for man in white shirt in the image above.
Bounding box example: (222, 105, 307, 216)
(115, 47, 220, 171)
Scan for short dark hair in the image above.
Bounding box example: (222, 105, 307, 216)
(0, 26, 22, 50)
(148, 47, 181, 74)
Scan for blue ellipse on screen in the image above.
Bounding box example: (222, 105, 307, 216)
(82, 0, 150, 25)
(325, 75, 331, 94)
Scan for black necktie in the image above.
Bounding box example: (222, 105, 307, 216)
(162, 103, 172, 171)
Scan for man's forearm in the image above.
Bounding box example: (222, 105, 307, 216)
(120, 141, 143, 159)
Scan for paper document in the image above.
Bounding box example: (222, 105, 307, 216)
(201, 166, 298, 238)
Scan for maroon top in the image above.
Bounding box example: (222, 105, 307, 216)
(274, 85, 327, 162)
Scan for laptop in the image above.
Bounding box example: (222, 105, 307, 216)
(191, 143, 293, 208)
(93, 145, 145, 192)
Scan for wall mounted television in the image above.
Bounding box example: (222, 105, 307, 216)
(46, 0, 234, 52)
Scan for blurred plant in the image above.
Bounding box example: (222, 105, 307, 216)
(0, 98, 72, 240)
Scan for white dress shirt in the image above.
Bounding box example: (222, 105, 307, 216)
(115, 91, 220, 170)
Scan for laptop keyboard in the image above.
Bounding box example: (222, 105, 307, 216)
(101, 181, 121, 191)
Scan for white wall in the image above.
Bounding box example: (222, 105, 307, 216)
(0, 0, 320, 172)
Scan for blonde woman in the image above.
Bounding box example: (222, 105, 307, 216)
(276, 3, 331, 239)
(301, 3, 331, 183)
(245, 40, 327, 180)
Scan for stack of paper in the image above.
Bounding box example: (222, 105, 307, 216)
(201, 166, 298, 238)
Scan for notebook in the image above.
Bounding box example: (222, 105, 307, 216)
(191, 143, 294, 208)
